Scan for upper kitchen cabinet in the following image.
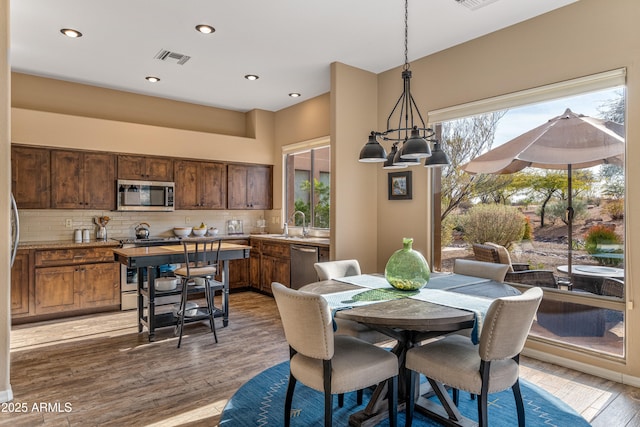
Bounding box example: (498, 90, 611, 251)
(117, 154, 174, 182)
(174, 159, 226, 209)
(51, 150, 116, 209)
(11, 145, 51, 209)
(228, 164, 273, 210)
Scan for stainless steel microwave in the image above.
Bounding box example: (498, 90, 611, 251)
(117, 180, 175, 211)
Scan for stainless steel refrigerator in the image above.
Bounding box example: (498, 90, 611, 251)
(10, 193, 19, 267)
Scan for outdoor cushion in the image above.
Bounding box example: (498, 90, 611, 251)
(484, 242, 514, 272)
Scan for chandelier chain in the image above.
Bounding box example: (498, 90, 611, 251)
(403, 0, 409, 71)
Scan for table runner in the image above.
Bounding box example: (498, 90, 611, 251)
(328, 273, 495, 344)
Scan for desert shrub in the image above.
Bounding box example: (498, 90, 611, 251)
(440, 215, 458, 247)
(522, 216, 534, 241)
(546, 198, 587, 224)
(604, 199, 624, 220)
(460, 204, 525, 247)
(584, 224, 622, 254)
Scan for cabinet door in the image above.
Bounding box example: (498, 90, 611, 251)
(117, 155, 146, 180)
(84, 152, 115, 209)
(174, 160, 200, 209)
(227, 164, 248, 209)
(34, 266, 80, 314)
(200, 161, 226, 209)
(146, 157, 174, 182)
(247, 165, 273, 209)
(51, 150, 83, 208)
(249, 251, 261, 289)
(118, 155, 173, 181)
(11, 251, 30, 315)
(228, 164, 273, 209)
(80, 263, 120, 308)
(227, 258, 249, 290)
(11, 146, 51, 209)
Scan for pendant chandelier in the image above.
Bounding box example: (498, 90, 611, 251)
(358, 0, 449, 169)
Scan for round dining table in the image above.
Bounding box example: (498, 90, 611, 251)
(299, 276, 520, 427)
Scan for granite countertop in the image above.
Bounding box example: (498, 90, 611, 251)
(249, 233, 330, 247)
(18, 233, 330, 250)
(18, 240, 122, 250)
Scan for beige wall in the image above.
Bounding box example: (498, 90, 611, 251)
(373, 0, 640, 378)
(1, 0, 12, 403)
(11, 107, 275, 165)
(12, 73, 248, 137)
(330, 63, 378, 271)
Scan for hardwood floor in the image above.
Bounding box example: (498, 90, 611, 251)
(3, 291, 640, 426)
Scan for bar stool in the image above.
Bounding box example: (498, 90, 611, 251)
(173, 237, 223, 348)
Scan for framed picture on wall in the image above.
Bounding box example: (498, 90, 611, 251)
(388, 171, 412, 200)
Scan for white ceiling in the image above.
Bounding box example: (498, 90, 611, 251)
(10, 0, 577, 113)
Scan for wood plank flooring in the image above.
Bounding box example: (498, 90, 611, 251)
(2, 291, 640, 426)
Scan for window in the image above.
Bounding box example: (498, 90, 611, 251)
(284, 143, 331, 229)
(430, 70, 626, 358)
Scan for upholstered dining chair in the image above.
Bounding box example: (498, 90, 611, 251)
(314, 260, 388, 345)
(405, 287, 543, 427)
(173, 237, 223, 348)
(453, 259, 509, 282)
(271, 282, 399, 427)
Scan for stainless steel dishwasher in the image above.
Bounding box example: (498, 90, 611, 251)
(290, 245, 319, 289)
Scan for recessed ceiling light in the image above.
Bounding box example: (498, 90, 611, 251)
(244, 75, 259, 81)
(289, 93, 301, 98)
(145, 76, 161, 83)
(60, 28, 82, 38)
(195, 24, 215, 34)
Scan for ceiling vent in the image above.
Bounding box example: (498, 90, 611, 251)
(455, 0, 500, 11)
(154, 49, 191, 65)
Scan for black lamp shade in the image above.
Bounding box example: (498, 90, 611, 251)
(383, 144, 407, 169)
(400, 127, 432, 159)
(359, 133, 387, 163)
(424, 142, 450, 168)
(393, 143, 421, 166)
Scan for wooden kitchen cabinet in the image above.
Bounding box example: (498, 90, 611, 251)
(11, 250, 30, 316)
(117, 154, 174, 181)
(174, 159, 226, 209)
(216, 239, 250, 290)
(258, 240, 290, 294)
(11, 145, 51, 209)
(228, 164, 273, 209)
(249, 240, 261, 288)
(51, 150, 116, 209)
(33, 247, 120, 317)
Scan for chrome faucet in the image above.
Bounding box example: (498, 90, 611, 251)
(291, 211, 308, 238)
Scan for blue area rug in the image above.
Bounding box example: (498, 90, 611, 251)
(220, 361, 591, 426)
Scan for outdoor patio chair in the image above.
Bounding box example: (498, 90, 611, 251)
(472, 243, 558, 288)
(601, 277, 624, 299)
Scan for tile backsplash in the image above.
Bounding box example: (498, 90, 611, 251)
(17, 209, 283, 242)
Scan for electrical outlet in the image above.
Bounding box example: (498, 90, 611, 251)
(185, 217, 191, 224)
(65, 219, 73, 228)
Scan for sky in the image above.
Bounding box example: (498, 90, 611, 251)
(492, 87, 624, 147)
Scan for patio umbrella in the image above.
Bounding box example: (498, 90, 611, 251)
(461, 108, 625, 275)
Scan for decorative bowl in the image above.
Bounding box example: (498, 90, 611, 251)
(173, 227, 192, 237)
(192, 227, 207, 236)
(208, 227, 219, 236)
(173, 302, 198, 317)
(155, 277, 179, 291)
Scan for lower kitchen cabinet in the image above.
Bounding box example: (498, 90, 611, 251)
(216, 239, 250, 290)
(13, 245, 121, 322)
(11, 250, 30, 316)
(34, 261, 119, 314)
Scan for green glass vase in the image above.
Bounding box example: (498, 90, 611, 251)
(385, 238, 430, 290)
